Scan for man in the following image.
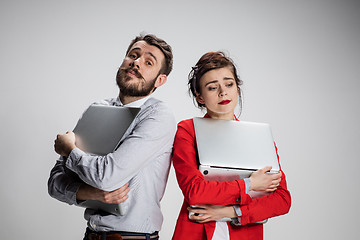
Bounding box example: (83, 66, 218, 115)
(48, 34, 176, 240)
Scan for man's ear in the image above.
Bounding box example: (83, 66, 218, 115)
(154, 74, 167, 88)
(195, 93, 205, 105)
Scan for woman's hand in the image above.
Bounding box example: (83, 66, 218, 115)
(250, 166, 282, 192)
(188, 205, 237, 223)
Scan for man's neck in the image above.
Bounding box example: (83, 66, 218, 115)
(119, 94, 149, 106)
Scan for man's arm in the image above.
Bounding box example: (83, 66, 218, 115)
(56, 102, 176, 191)
(47, 157, 83, 205)
(76, 183, 130, 204)
(48, 157, 130, 204)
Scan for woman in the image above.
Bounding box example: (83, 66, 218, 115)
(172, 52, 291, 240)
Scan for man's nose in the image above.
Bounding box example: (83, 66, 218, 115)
(130, 57, 140, 69)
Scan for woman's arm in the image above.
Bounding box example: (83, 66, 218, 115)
(185, 170, 290, 225)
(237, 142, 291, 225)
(188, 205, 237, 223)
(173, 120, 290, 223)
(238, 168, 291, 225)
(173, 120, 252, 206)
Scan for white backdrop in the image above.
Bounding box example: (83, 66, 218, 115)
(1, 0, 359, 239)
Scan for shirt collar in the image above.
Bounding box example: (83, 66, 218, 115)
(115, 95, 151, 108)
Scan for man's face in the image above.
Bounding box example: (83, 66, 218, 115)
(116, 40, 165, 97)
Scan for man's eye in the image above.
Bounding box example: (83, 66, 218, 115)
(129, 54, 137, 59)
(146, 61, 153, 66)
(226, 83, 234, 87)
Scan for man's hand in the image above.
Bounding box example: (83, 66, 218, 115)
(249, 166, 282, 192)
(76, 183, 130, 204)
(188, 205, 236, 223)
(54, 131, 76, 157)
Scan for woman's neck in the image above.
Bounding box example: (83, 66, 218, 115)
(206, 111, 235, 120)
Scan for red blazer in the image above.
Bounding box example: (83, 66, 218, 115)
(172, 118, 291, 240)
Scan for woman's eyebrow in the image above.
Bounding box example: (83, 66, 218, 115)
(204, 80, 219, 86)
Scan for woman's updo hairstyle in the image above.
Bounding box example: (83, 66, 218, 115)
(188, 51, 243, 109)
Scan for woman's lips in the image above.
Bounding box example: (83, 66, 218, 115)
(219, 100, 231, 105)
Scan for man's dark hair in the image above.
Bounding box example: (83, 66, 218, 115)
(126, 34, 173, 76)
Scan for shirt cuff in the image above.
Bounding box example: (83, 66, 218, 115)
(65, 147, 86, 173)
(244, 178, 251, 194)
(231, 205, 242, 226)
(66, 181, 83, 205)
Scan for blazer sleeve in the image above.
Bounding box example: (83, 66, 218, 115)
(172, 119, 252, 206)
(238, 144, 291, 225)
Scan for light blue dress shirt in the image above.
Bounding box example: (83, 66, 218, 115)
(48, 96, 176, 233)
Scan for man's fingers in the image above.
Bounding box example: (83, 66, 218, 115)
(119, 182, 129, 191)
(113, 195, 129, 204)
(102, 185, 131, 203)
(118, 186, 130, 198)
(112, 185, 130, 196)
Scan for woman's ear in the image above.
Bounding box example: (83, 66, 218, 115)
(195, 93, 205, 105)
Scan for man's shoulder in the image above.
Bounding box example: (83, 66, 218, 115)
(142, 97, 173, 115)
(143, 97, 165, 108)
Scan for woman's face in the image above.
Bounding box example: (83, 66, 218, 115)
(196, 67, 239, 120)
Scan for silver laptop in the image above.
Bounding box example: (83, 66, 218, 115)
(73, 104, 140, 215)
(73, 104, 140, 155)
(193, 117, 280, 198)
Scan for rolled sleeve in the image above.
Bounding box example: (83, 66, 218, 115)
(66, 181, 83, 205)
(48, 158, 83, 205)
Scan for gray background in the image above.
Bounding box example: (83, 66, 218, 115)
(1, 0, 359, 239)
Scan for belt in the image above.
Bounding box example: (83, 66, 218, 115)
(85, 229, 159, 240)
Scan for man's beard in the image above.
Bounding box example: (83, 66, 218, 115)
(116, 68, 158, 97)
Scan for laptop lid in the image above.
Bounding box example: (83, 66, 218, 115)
(193, 117, 280, 173)
(73, 105, 140, 155)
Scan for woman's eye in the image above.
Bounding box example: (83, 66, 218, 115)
(226, 83, 234, 87)
(208, 86, 217, 91)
